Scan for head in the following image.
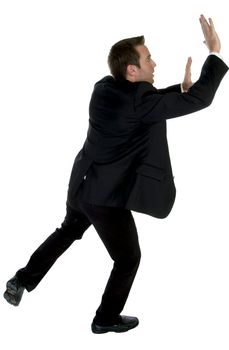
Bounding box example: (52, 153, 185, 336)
(108, 35, 156, 84)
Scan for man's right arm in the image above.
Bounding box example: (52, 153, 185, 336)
(135, 15, 228, 124)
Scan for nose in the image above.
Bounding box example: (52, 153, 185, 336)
(150, 59, 156, 70)
(152, 60, 156, 68)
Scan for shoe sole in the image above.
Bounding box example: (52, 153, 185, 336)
(91, 320, 139, 334)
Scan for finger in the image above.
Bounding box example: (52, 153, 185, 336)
(199, 14, 206, 25)
(199, 18, 207, 36)
(209, 17, 215, 31)
(200, 14, 209, 25)
(199, 14, 210, 32)
(199, 15, 204, 28)
(186, 56, 192, 69)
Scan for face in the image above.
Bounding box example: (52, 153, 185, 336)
(127, 45, 156, 84)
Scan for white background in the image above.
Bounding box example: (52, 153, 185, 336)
(0, 1, 229, 349)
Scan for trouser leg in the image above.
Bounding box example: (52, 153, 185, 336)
(79, 203, 141, 326)
(16, 205, 91, 292)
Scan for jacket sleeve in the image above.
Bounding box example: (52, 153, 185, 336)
(135, 55, 228, 124)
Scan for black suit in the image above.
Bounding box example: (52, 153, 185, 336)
(16, 55, 228, 326)
(67, 55, 228, 218)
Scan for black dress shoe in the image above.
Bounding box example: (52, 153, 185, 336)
(3, 275, 25, 306)
(91, 315, 139, 334)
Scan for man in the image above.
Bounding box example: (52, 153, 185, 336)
(4, 15, 228, 334)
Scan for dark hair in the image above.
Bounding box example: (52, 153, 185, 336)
(108, 36, 145, 80)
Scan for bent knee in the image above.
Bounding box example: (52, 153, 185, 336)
(117, 250, 141, 272)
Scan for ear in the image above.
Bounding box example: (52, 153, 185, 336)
(126, 64, 138, 77)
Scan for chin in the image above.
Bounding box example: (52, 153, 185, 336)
(147, 76, 154, 84)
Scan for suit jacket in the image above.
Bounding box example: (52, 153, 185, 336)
(67, 55, 228, 218)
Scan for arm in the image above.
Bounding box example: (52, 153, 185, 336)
(136, 15, 228, 123)
(136, 55, 228, 123)
(182, 15, 221, 92)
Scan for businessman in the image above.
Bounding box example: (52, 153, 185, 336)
(4, 15, 228, 334)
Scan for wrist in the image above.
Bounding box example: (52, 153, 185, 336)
(181, 81, 193, 92)
(209, 52, 224, 61)
(209, 49, 220, 54)
(181, 83, 187, 92)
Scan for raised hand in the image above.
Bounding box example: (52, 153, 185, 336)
(199, 15, 221, 53)
(182, 56, 193, 92)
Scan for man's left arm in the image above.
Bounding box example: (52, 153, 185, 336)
(156, 53, 226, 94)
(181, 53, 226, 92)
(136, 54, 228, 124)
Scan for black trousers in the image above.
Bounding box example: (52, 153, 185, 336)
(16, 200, 141, 325)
